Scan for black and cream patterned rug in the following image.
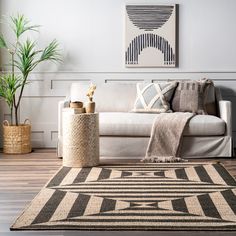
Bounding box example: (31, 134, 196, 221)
(11, 163, 236, 231)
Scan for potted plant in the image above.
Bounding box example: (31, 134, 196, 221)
(0, 14, 61, 154)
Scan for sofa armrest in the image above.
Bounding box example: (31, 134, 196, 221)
(58, 100, 70, 138)
(218, 100, 232, 136)
(57, 100, 70, 157)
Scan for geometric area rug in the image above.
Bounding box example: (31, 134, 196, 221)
(11, 163, 236, 231)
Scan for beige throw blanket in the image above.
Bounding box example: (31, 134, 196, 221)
(143, 112, 195, 163)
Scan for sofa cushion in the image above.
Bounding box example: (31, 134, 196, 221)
(70, 83, 137, 112)
(133, 82, 177, 113)
(184, 115, 225, 136)
(99, 112, 225, 137)
(100, 112, 157, 137)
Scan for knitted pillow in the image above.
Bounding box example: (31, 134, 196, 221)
(171, 80, 209, 114)
(133, 82, 177, 113)
(168, 78, 217, 115)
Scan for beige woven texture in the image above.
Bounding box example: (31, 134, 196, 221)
(62, 112, 99, 167)
(3, 124, 31, 154)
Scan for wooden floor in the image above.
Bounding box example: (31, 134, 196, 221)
(0, 149, 236, 236)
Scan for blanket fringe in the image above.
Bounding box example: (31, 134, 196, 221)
(141, 156, 188, 163)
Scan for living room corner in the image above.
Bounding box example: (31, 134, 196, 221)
(0, 0, 236, 235)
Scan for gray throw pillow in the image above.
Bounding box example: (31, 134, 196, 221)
(200, 78, 217, 116)
(133, 82, 177, 113)
(171, 80, 209, 114)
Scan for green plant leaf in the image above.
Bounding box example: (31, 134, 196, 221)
(11, 14, 40, 39)
(0, 34, 7, 48)
(15, 39, 41, 76)
(14, 39, 61, 78)
(0, 74, 23, 108)
(39, 39, 62, 62)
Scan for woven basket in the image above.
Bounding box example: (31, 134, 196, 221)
(63, 112, 99, 167)
(3, 119, 32, 154)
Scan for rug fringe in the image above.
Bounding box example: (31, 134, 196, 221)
(141, 156, 188, 163)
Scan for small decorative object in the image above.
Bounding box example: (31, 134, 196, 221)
(72, 107, 86, 114)
(69, 101, 83, 108)
(0, 14, 61, 154)
(63, 107, 86, 114)
(125, 4, 176, 67)
(86, 83, 96, 113)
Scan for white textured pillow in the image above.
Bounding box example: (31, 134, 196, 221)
(132, 82, 177, 113)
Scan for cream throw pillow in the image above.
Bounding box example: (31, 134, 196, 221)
(133, 82, 177, 113)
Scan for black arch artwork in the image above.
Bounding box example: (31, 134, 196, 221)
(125, 4, 176, 67)
(125, 33, 175, 65)
(126, 5, 174, 31)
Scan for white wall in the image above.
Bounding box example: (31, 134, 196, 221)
(1, 0, 236, 147)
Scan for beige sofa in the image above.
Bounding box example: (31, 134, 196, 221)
(58, 82, 233, 158)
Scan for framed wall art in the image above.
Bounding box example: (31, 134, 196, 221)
(125, 4, 176, 67)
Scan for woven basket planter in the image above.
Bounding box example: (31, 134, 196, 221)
(3, 119, 32, 154)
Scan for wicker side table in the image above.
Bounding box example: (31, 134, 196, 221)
(62, 109, 99, 167)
